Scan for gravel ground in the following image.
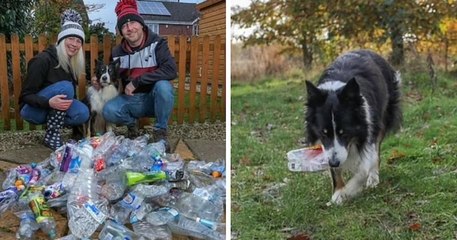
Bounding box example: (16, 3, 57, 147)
(0, 122, 226, 152)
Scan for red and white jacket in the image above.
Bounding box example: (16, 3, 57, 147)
(112, 28, 177, 94)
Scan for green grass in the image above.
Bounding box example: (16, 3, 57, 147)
(231, 71, 457, 239)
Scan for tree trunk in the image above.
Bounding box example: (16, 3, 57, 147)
(389, 24, 404, 66)
(301, 43, 313, 70)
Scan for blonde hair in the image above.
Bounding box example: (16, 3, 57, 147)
(55, 39, 85, 80)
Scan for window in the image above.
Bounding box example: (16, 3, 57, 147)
(192, 24, 199, 36)
(148, 23, 159, 34)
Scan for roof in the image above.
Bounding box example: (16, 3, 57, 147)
(139, 1, 200, 24)
(196, 0, 224, 11)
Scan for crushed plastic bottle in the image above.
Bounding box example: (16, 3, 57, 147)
(27, 188, 57, 239)
(14, 202, 40, 240)
(167, 214, 224, 240)
(171, 191, 223, 222)
(67, 168, 107, 239)
(0, 187, 20, 216)
(125, 170, 184, 186)
(287, 145, 328, 172)
(98, 219, 138, 240)
(131, 213, 172, 240)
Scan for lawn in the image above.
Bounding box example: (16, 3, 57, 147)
(231, 71, 457, 239)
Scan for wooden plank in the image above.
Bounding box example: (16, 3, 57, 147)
(167, 35, 176, 58)
(199, 35, 210, 123)
(11, 34, 23, 130)
(189, 36, 199, 123)
(177, 35, 187, 124)
(103, 34, 112, 63)
(38, 35, 47, 52)
(0, 34, 10, 130)
(24, 35, 37, 130)
(210, 35, 221, 122)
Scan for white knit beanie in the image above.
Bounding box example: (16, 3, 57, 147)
(57, 9, 85, 44)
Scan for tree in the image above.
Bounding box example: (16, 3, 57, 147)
(0, 0, 36, 40)
(89, 22, 114, 42)
(32, 0, 90, 38)
(330, 0, 457, 66)
(233, 0, 457, 68)
(232, 0, 329, 69)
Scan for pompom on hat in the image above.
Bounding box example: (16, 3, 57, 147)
(57, 9, 85, 44)
(115, 0, 145, 34)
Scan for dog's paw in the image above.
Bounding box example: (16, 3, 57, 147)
(366, 172, 379, 188)
(329, 190, 345, 205)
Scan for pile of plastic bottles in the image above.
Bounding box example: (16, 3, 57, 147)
(0, 132, 226, 240)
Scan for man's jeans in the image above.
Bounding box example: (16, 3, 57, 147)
(103, 80, 174, 130)
(20, 80, 89, 125)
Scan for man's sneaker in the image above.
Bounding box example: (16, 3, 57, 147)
(153, 128, 170, 153)
(126, 122, 139, 139)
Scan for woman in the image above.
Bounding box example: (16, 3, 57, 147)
(19, 9, 89, 150)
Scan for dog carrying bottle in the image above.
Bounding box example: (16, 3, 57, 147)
(287, 145, 328, 172)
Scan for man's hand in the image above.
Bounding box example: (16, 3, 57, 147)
(49, 94, 73, 111)
(91, 76, 101, 90)
(125, 82, 136, 96)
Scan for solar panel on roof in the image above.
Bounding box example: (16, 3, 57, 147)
(138, 1, 171, 16)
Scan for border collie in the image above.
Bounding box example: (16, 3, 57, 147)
(85, 58, 121, 137)
(305, 50, 402, 205)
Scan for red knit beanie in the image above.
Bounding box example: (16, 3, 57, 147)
(115, 0, 145, 34)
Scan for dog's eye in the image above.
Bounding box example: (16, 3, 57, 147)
(322, 129, 328, 135)
(338, 129, 344, 135)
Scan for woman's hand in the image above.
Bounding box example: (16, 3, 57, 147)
(91, 76, 101, 90)
(49, 94, 73, 111)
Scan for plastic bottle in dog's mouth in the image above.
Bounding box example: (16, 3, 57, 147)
(287, 145, 328, 172)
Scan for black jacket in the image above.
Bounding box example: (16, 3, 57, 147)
(112, 28, 177, 94)
(19, 45, 77, 109)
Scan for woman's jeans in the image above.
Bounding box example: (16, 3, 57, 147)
(20, 81, 89, 125)
(103, 80, 174, 130)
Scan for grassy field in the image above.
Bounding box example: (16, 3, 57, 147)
(231, 70, 457, 239)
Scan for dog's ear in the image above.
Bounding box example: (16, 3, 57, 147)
(112, 58, 121, 69)
(306, 80, 326, 105)
(338, 78, 360, 103)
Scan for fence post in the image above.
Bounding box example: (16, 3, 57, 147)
(189, 36, 199, 123)
(11, 34, 23, 130)
(199, 35, 210, 123)
(0, 34, 10, 130)
(24, 35, 36, 130)
(210, 35, 221, 122)
(177, 35, 187, 124)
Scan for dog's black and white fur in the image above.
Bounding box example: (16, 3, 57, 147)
(85, 58, 121, 137)
(305, 50, 402, 205)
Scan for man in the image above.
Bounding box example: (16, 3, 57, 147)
(102, 0, 177, 152)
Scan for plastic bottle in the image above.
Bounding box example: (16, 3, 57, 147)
(145, 207, 179, 226)
(27, 189, 57, 239)
(109, 187, 145, 224)
(125, 170, 184, 186)
(14, 202, 40, 240)
(67, 168, 107, 239)
(0, 187, 19, 216)
(98, 219, 138, 240)
(131, 213, 172, 240)
(171, 191, 223, 222)
(167, 214, 224, 240)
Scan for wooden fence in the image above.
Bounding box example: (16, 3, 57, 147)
(0, 33, 225, 131)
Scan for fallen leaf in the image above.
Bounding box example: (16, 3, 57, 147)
(409, 223, 421, 231)
(287, 233, 311, 240)
(387, 149, 406, 164)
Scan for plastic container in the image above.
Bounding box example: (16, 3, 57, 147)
(287, 145, 328, 172)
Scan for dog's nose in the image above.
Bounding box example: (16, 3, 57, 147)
(102, 76, 107, 81)
(329, 158, 340, 167)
